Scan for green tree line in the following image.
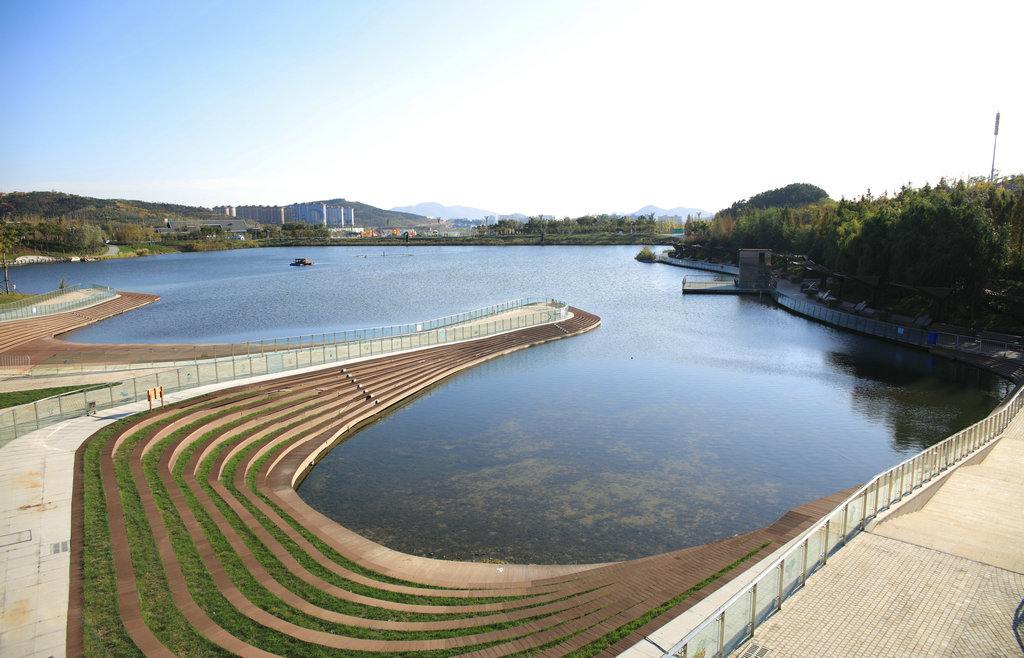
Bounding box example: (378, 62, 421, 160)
(677, 176, 1024, 329)
(474, 214, 660, 237)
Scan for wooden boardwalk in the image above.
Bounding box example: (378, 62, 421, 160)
(63, 308, 857, 656)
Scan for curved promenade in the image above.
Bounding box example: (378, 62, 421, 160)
(1, 302, 862, 657)
(0, 291, 159, 356)
(3, 286, 1022, 656)
(628, 263, 1024, 657)
(62, 307, 862, 656)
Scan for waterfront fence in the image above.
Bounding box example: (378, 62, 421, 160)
(0, 298, 567, 446)
(28, 297, 561, 375)
(772, 288, 1024, 361)
(659, 256, 740, 276)
(658, 365, 1024, 658)
(0, 283, 116, 321)
(0, 355, 30, 375)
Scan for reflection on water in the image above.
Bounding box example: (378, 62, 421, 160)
(828, 347, 1011, 453)
(298, 337, 1007, 563)
(8, 246, 1009, 563)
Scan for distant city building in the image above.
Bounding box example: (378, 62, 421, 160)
(325, 206, 355, 226)
(290, 203, 328, 226)
(218, 203, 353, 226)
(235, 205, 288, 224)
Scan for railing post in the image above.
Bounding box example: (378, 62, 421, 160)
(749, 582, 758, 634)
(861, 488, 869, 529)
(717, 611, 725, 658)
(801, 538, 810, 584)
(777, 560, 786, 601)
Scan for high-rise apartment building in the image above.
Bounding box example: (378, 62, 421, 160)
(221, 203, 354, 226)
(325, 206, 355, 226)
(235, 205, 289, 224)
(290, 203, 328, 226)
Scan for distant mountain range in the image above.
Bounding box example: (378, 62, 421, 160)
(389, 202, 502, 221)
(623, 205, 710, 219)
(2, 191, 710, 230)
(391, 202, 710, 221)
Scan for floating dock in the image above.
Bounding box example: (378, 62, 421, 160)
(681, 275, 768, 295)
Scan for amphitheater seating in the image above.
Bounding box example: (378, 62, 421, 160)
(69, 307, 855, 656)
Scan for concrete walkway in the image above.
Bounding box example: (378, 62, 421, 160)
(735, 409, 1024, 657)
(0, 370, 323, 657)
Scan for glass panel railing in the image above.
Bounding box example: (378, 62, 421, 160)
(805, 525, 826, 576)
(825, 512, 844, 556)
(722, 592, 753, 656)
(0, 299, 570, 446)
(682, 618, 720, 658)
(845, 498, 863, 542)
(754, 568, 780, 625)
(780, 548, 804, 600)
(0, 283, 117, 321)
(661, 377, 1023, 658)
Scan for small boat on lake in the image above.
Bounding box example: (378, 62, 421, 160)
(290, 258, 314, 266)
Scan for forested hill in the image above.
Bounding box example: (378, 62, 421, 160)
(0, 191, 218, 222)
(0, 191, 429, 228)
(720, 183, 829, 217)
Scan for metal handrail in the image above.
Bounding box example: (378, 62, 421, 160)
(1013, 596, 1024, 654)
(0, 283, 116, 321)
(656, 287, 1024, 657)
(240, 296, 560, 350)
(663, 384, 1022, 657)
(771, 288, 1024, 358)
(0, 298, 569, 446)
(659, 255, 740, 275)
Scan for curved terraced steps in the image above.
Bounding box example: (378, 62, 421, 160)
(0, 291, 159, 354)
(69, 308, 851, 656)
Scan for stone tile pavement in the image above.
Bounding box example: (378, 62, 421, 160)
(0, 405, 145, 658)
(745, 533, 1022, 657)
(0, 363, 349, 658)
(734, 408, 1024, 658)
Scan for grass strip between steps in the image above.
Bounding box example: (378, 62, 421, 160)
(565, 543, 772, 657)
(219, 424, 542, 611)
(191, 412, 540, 624)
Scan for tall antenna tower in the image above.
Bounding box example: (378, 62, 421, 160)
(989, 111, 1000, 182)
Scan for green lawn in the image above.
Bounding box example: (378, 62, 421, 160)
(0, 385, 94, 410)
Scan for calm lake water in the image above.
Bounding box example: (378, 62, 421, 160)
(10, 246, 1010, 563)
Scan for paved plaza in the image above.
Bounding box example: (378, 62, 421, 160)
(734, 410, 1024, 657)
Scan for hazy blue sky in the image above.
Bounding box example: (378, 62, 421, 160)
(3, 0, 1022, 216)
